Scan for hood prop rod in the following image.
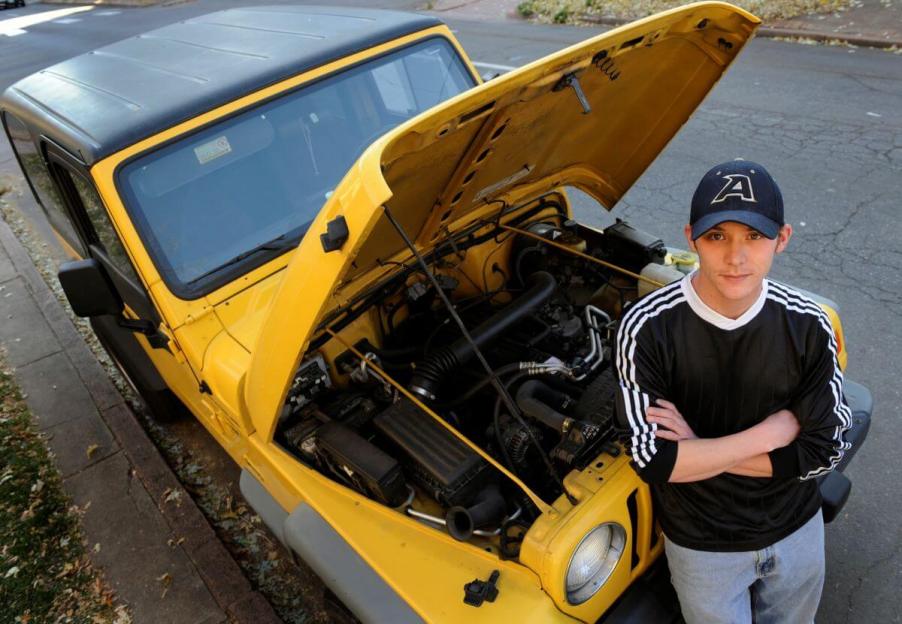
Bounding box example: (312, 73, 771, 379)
(501, 223, 666, 288)
(381, 204, 579, 506)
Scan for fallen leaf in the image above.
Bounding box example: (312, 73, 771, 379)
(162, 489, 182, 506)
(112, 605, 130, 624)
(4, 566, 20, 578)
(93, 543, 101, 553)
(86, 444, 100, 459)
(156, 572, 172, 599)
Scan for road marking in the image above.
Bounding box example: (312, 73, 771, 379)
(473, 61, 518, 72)
(0, 6, 93, 37)
(52, 18, 82, 25)
(96, 10, 122, 16)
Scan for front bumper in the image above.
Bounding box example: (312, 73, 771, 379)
(818, 379, 871, 522)
(601, 379, 873, 623)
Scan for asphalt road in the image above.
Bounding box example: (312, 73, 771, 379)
(1, 2, 900, 622)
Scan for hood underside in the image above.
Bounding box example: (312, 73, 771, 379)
(244, 2, 760, 434)
(346, 1, 760, 279)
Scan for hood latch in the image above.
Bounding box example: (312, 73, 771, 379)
(553, 72, 591, 115)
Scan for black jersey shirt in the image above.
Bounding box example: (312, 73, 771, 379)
(614, 272, 852, 552)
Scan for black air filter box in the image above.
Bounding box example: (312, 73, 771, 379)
(316, 421, 408, 507)
(374, 398, 489, 507)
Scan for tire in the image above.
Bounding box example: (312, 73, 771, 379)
(133, 384, 189, 423)
(92, 323, 187, 422)
(322, 588, 361, 624)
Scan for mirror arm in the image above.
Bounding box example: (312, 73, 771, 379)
(116, 318, 171, 350)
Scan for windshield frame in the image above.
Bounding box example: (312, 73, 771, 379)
(113, 34, 477, 300)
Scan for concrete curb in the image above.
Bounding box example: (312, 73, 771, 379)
(579, 14, 902, 49)
(0, 215, 281, 623)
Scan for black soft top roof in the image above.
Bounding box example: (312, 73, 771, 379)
(1, 5, 442, 166)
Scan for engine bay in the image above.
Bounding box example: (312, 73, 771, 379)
(275, 201, 691, 556)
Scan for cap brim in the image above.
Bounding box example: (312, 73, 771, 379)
(691, 210, 781, 240)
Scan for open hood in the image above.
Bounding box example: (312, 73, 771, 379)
(244, 2, 759, 434)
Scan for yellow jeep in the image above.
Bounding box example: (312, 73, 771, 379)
(1, 3, 871, 622)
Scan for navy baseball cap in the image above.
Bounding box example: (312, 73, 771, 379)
(690, 160, 784, 240)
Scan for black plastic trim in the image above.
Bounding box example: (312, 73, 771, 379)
(626, 489, 640, 570)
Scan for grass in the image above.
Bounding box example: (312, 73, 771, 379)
(0, 359, 129, 624)
(518, 0, 853, 23)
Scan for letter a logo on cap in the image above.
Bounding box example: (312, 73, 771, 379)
(711, 174, 757, 204)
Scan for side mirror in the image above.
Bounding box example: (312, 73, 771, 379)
(58, 259, 123, 318)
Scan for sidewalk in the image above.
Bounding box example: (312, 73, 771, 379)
(0, 206, 279, 621)
(431, 0, 902, 49)
(769, 0, 902, 47)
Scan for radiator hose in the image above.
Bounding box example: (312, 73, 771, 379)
(515, 379, 575, 432)
(409, 271, 557, 400)
(446, 484, 507, 541)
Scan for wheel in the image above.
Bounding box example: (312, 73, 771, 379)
(93, 324, 187, 422)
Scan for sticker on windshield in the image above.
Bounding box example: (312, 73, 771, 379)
(194, 136, 232, 165)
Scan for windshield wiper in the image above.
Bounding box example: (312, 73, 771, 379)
(189, 234, 297, 283)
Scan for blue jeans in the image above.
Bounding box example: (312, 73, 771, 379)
(664, 511, 825, 624)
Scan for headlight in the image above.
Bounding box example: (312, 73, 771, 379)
(565, 522, 626, 605)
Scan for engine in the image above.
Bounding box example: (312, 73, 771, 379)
(275, 216, 686, 549)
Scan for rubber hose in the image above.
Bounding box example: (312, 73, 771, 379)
(409, 271, 557, 399)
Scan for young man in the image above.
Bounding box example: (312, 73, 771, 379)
(615, 160, 851, 623)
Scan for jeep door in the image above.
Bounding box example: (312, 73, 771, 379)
(41, 136, 200, 419)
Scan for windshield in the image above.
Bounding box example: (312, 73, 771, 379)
(118, 37, 475, 293)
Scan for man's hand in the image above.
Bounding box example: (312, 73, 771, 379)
(647, 399, 698, 442)
(756, 409, 801, 451)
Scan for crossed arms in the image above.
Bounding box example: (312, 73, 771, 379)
(615, 303, 852, 485)
(645, 399, 798, 482)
